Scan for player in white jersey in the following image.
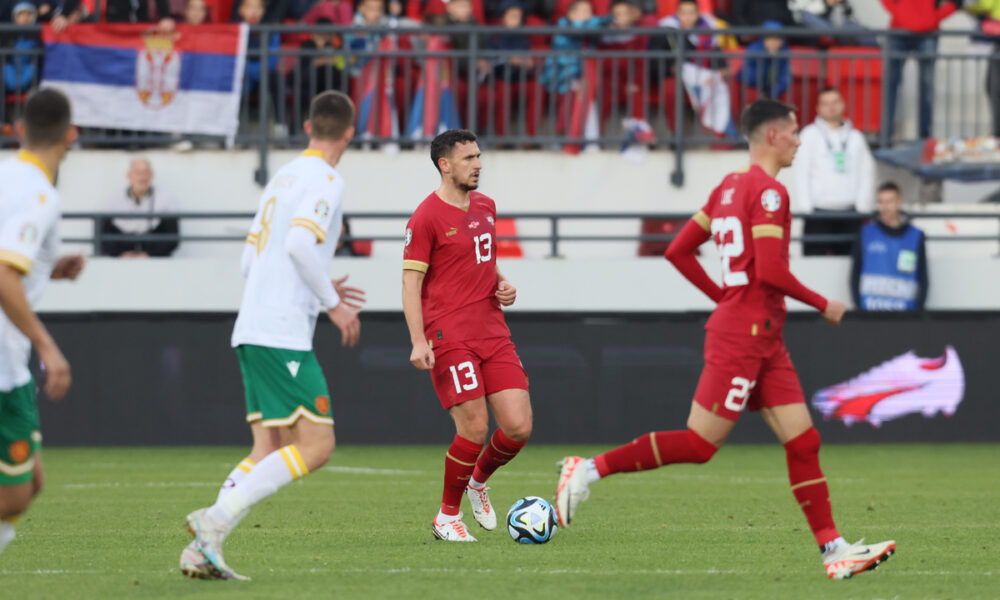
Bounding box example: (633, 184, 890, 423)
(182, 91, 365, 581)
(0, 89, 85, 556)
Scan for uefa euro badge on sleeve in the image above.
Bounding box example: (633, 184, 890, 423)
(896, 249, 917, 273)
(832, 150, 847, 174)
(761, 189, 782, 212)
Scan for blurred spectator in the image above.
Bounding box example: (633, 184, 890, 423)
(484, 0, 539, 137)
(485, 0, 551, 22)
(966, 0, 1000, 136)
(597, 0, 653, 130)
(35, 0, 83, 32)
(183, 0, 208, 23)
(735, 21, 789, 99)
(655, 0, 736, 137)
(851, 182, 928, 311)
(790, 0, 876, 46)
(881, 0, 958, 140)
(438, 0, 487, 78)
(728, 0, 794, 26)
(106, 0, 176, 29)
(303, 0, 353, 25)
(298, 18, 345, 108)
(408, 0, 485, 24)
(540, 0, 604, 95)
(2, 2, 39, 95)
(350, 0, 394, 60)
(238, 0, 280, 95)
(794, 87, 874, 256)
(100, 158, 180, 259)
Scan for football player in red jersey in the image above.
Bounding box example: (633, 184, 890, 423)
(555, 99, 896, 579)
(402, 130, 532, 542)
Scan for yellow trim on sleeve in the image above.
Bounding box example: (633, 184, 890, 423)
(16, 150, 54, 184)
(403, 259, 429, 273)
(0, 250, 32, 274)
(288, 445, 310, 477)
(291, 218, 327, 243)
(751, 224, 784, 239)
(692, 210, 711, 232)
(246, 233, 258, 245)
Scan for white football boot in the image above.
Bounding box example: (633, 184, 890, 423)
(185, 508, 249, 581)
(465, 485, 497, 531)
(824, 538, 897, 579)
(179, 541, 212, 579)
(554, 456, 591, 528)
(432, 513, 478, 542)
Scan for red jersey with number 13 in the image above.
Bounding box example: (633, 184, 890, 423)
(403, 191, 510, 346)
(698, 165, 792, 337)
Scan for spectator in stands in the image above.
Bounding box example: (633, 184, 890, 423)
(485, 0, 550, 22)
(881, 0, 958, 140)
(2, 3, 39, 95)
(298, 17, 345, 107)
(736, 21, 789, 99)
(100, 158, 180, 259)
(794, 87, 874, 256)
(238, 0, 280, 95)
(183, 0, 208, 23)
(790, 0, 876, 46)
(597, 0, 652, 131)
(655, 0, 736, 137)
(967, 0, 1000, 136)
(35, 0, 83, 32)
(851, 182, 928, 311)
(303, 0, 353, 25)
(350, 0, 393, 60)
(729, 0, 794, 26)
(438, 0, 488, 78)
(485, 0, 538, 137)
(106, 0, 176, 29)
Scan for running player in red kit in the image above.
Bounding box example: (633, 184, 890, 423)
(402, 130, 532, 542)
(555, 100, 896, 579)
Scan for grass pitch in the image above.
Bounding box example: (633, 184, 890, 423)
(1, 444, 997, 599)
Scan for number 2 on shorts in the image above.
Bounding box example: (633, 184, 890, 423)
(724, 376, 757, 412)
(449, 361, 479, 394)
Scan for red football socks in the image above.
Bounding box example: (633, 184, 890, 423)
(785, 427, 840, 547)
(440, 434, 483, 516)
(594, 429, 717, 477)
(471, 429, 526, 485)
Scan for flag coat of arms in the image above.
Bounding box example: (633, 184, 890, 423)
(41, 24, 248, 142)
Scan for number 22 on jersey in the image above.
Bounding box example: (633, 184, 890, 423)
(710, 216, 748, 287)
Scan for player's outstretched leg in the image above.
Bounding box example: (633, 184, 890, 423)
(555, 429, 718, 527)
(433, 434, 483, 542)
(466, 390, 532, 531)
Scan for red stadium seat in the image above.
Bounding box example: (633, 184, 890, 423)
(826, 47, 882, 133)
(495, 218, 523, 258)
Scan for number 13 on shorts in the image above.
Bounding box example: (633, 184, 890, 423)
(449, 361, 479, 394)
(724, 377, 757, 412)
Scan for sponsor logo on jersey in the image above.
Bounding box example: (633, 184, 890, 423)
(286, 361, 301, 378)
(761, 189, 782, 212)
(315, 396, 330, 415)
(314, 200, 330, 219)
(9, 440, 30, 463)
(445, 227, 458, 237)
(405, 227, 413, 246)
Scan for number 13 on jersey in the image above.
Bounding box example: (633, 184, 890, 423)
(474, 232, 492, 264)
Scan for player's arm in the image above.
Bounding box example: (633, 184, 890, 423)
(0, 264, 70, 400)
(495, 266, 516, 306)
(751, 227, 845, 325)
(285, 225, 360, 347)
(664, 210, 725, 303)
(402, 268, 433, 370)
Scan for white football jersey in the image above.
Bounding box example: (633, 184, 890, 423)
(231, 150, 345, 351)
(0, 151, 61, 391)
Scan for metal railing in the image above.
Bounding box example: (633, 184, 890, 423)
(5, 24, 998, 187)
(65, 211, 1000, 258)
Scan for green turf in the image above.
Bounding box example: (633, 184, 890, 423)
(1, 444, 997, 599)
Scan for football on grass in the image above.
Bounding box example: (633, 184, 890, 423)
(506, 496, 558, 544)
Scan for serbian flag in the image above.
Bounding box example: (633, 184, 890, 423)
(407, 35, 461, 140)
(356, 36, 400, 142)
(564, 58, 599, 155)
(41, 24, 248, 144)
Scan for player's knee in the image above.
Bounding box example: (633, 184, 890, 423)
(785, 427, 820, 458)
(503, 419, 532, 443)
(686, 429, 718, 464)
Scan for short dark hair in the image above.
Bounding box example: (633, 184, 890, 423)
(818, 86, 841, 98)
(740, 98, 796, 140)
(676, 0, 698, 7)
(24, 88, 72, 148)
(430, 129, 478, 173)
(308, 90, 355, 140)
(877, 181, 901, 195)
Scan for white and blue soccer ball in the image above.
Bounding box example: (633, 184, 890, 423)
(506, 496, 558, 544)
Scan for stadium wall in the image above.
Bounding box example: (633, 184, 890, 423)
(37, 312, 996, 447)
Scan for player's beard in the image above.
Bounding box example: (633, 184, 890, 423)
(454, 173, 479, 192)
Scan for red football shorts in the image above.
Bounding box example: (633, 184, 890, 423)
(693, 330, 805, 422)
(430, 337, 530, 409)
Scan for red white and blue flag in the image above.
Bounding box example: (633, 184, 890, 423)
(407, 35, 461, 140)
(41, 24, 248, 143)
(356, 36, 400, 142)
